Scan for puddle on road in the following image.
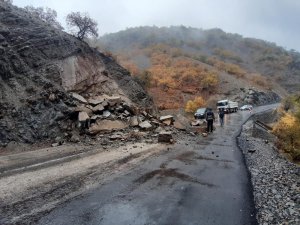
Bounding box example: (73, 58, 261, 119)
(134, 168, 215, 187)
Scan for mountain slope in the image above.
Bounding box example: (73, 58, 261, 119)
(0, 2, 152, 146)
(97, 26, 299, 109)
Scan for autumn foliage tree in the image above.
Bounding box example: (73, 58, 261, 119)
(66, 12, 98, 40)
(185, 96, 206, 113)
(273, 95, 300, 161)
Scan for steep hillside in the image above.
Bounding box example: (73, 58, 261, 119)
(97, 26, 299, 109)
(0, 2, 152, 146)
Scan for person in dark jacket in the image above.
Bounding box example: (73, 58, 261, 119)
(206, 108, 215, 133)
(218, 108, 225, 127)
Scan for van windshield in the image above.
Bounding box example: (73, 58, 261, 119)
(196, 108, 206, 114)
(217, 102, 228, 106)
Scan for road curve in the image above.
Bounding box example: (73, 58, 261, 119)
(37, 104, 278, 225)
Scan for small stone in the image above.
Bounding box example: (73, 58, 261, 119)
(51, 143, 59, 147)
(109, 134, 123, 140)
(139, 121, 152, 130)
(102, 110, 111, 118)
(70, 134, 80, 143)
(130, 116, 139, 127)
(92, 104, 104, 113)
(191, 120, 201, 126)
(71, 93, 88, 103)
(78, 111, 90, 122)
(48, 93, 56, 101)
(162, 119, 173, 126)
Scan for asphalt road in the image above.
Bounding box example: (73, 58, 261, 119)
(37, 105, 278, 225)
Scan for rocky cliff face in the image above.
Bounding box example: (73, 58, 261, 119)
(0, 2, 152, 146)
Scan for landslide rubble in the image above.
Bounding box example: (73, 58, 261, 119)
(0, 2, 152, 147)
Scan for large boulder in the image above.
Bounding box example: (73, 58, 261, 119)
(173, 121, 186, 130)
(88, 119, 128, 134)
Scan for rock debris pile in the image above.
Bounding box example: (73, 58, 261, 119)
(57, 92, 179, 146)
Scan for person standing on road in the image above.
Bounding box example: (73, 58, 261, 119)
(206, 108, 215, 133)
(218, 108, 225, 127)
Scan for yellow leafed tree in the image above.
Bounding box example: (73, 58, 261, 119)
(273, 112, 300, 160)
(185, 96, 206, 113)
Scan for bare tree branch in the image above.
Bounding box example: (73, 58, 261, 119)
(24, 5, 63, 30)
(66, 12, 98, 40)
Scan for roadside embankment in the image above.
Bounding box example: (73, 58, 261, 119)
(238, 113, 299, 225)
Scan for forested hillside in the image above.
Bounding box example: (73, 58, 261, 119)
(96, 26, 300, 109)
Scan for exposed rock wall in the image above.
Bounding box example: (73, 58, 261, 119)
(0, 2, 152, 146)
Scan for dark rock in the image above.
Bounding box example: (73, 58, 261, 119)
(158, 132, 173, 143)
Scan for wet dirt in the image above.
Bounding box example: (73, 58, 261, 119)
(135, 168, 215, 187)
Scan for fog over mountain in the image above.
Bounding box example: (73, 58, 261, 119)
(13, 0, 300, 52)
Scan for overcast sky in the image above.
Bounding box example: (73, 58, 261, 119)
(13, 0, 300, 51)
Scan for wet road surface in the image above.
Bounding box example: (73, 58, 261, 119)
(37, 105, 278, 225)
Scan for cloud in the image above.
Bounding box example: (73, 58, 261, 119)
(13, 0, 300, 51)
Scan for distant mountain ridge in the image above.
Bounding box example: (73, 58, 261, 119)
(98, 26, 300, 94)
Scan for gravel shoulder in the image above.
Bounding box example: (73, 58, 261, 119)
(238, 118, 299, 225)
